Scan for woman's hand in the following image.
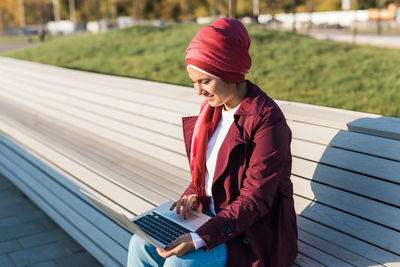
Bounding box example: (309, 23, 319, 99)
(170, 194, 202, 220)
(156, 233, 195, 258)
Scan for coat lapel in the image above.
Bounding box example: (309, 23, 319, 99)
(182, 116, 198, 163)
(212, 119, 247, 185)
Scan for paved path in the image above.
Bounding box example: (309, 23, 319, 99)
(0, 174, 102, 267)
(0, 42, 39, 54)
(307, 30, 400, 49)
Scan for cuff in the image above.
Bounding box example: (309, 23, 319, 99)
(190, 232, 206, 250)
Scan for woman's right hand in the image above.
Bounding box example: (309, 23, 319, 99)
(170, 194, 203, 220)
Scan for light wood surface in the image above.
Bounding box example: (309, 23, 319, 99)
(1, 57, 399, 266)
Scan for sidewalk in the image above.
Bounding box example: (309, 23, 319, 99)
(307, 29, 400, 49)
(0, 174, 102, 267)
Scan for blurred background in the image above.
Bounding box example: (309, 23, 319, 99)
(0, 0, 399, 117)
(0, 0, 399, 38)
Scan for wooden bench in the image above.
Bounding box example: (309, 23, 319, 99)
(0, 57, 399, 266)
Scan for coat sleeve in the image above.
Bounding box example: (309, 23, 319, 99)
(181, 182, 196, 197)
(195, 108, 292, 250)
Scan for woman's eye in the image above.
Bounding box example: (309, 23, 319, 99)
(203, 80, 210, 85)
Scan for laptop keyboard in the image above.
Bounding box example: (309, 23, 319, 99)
(135, 212, 191, 245)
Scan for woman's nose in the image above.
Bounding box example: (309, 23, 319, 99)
(194, 84, 203, 95)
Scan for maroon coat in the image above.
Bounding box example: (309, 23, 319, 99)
(181, 81, 298, 267)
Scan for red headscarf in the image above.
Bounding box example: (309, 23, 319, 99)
(186, 18, 252, 83)
(185, 18, 251, 209)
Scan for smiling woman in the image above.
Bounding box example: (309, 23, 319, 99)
(187, 67, 247, 111)
(127, 18, 298, 267)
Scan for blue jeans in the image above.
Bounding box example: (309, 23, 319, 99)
(127, 234, 227, 267)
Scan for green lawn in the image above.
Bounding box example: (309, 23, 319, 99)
(0, 35, 39, 43)
(3, 23, 400, 117)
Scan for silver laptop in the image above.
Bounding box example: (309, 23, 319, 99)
(81, 190, 211, 249)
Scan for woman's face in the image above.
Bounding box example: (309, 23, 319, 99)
(188, 67, 239, 110)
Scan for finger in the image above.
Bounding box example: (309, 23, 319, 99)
(158, 246, 177, 258)
(156, 247, 172, 258)
(169, 201, 177, 211)
(185, 197, 197, 219)
(185, 201, 190, 219)
(176, 198, 184, 214)
(182, 199, 190, 220)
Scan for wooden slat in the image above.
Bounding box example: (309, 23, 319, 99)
(0, 156, 126, 267)
(0, 93, 189, 171)
(0, 63, 199, 115)
(0, 96, 191, 185)
(0, 141, 131, 247)
(288, 120, 400, 161)
(294, 195, 400, 255)
(27, 118, 183, 201)
(348, 116, 400, 141)
(0, 147, 131, 249)
(0, 57, 201, 105)
(0, 74, 189, 126)
(292, 175, 400, 230)
(297, 240, 353, 266)
(0, 85, 186, 154)
(298, 229, 381, 266)
(293, 253, 326, 267)
(292, 157, 400, 207)
(277, 100, 380, 130)
(292, 139, 400, 184)
(298, 216, 400, 266)
(0, 120, 156, 215)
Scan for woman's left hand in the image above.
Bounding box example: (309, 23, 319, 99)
(156, 233, 195, 258)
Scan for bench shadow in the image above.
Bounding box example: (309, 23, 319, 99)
(297, 117, 400, 266)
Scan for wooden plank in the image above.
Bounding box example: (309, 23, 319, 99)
(348, 117, 400, 141)
(0, 77, 185, 126)
(0, 147, 131, 250)
(1, 128, 172, 206)
(0, 121, 157, 215)
(0, 94, 189, 171)
(297, 240, 353, 266)
(0, 159, 126, 267)
(0, 138, 132, 247)
(292, 157, 400, 207)
(293, 253, 326, 267)
(297, 216, 400, 266)
(0, 85, 186, 155)
(291, 139, 400, 184)
(293, 175, 400, 230)
(0, 57, 201, 105)
(294, 195, 400, 255)
(288, 121, 400, 161)
(0, 98, 191, 185)
(298, 229, 381, 266)
(30, 121, 183, 200)
(277, 100, 380, 130)
(0, 64, 199, 116)
(293, 175, 400, 231)
(0, 99, 186, 201)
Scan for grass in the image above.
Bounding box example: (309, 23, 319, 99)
(0, 35, 39, 43)
(3, 23, 400, 117)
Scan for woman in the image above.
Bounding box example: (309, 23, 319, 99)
(128, 18, 298, 267)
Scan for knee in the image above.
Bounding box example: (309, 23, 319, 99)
(163, 256, 186, 267)
(129, 234, 146, 251)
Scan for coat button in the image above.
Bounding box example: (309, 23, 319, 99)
(223, 225, 232, 234)
(242, 236, 251, 244)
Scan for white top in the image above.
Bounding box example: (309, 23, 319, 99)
(191, 104, 240, 250)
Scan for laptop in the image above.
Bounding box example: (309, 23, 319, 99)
(80, 190, 211, 249)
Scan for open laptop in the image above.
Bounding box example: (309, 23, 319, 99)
(80, 190, 211, 249)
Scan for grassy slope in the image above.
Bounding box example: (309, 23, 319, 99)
(4, 23, 400, 117)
